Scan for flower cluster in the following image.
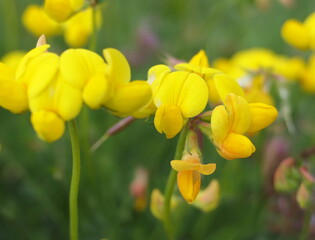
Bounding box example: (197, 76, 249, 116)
(22, 0, 101, 47)
(0, 37, 151, 142)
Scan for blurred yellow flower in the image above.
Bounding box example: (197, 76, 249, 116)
(281, 19, 310, 50)
(150, 189, 178, 220)
(44, 0, 84, 22)
(64, 7, 102, 47)
(193, 179, 220, 212)
(22, 5, 61, 37)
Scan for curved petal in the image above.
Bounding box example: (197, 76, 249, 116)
(0, 72, 28, 113)
(22, 5, 61, 37)
(103, 48, 131, 85)
(247, 103, 278, 133)
(154, 103, 183, 139)
(177, 170, 201, 203)
(211, 105, 229, 143)
(219, 132, 256, 160)
(60, 48, 106, 89)
(16, 44, 50, 81)
(171, 160, 197, 171)
(225, 94, 251, 134)
(197, 163, 216, 175)
(27, 52, 59, 98)
(83, 74, 109, 109)
(214, 73, 245, 105)
(31, 110, 65, 142)
(105, 80, 152, 117)
(54, 76, 83, 120)
(281, 19, 309, 50)
(177, 73, 208, 118)
(188, 50, 209, 67)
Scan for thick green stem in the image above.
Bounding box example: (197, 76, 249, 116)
(163, 126, 189, 240)
(68, 120, 81, 240)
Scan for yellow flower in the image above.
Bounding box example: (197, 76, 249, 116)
(154, 71, 208, 138)
(44, 0, 84, 22)
(150, 189, 178, 220)
(281, 19, 309, 50)
(171, 152, 216, 203)
(60, 48, 152, 117)
(211, 74, 278, 160)
(22, 5, 61, 37)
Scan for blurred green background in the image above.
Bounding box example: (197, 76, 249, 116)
(1, 0, 315, 239)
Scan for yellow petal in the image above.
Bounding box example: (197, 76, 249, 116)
(281, 19, 310, 50)
(148, 64, 171, 93)
(60, 48, 106, 89)
(177, 73, 208, 118)
(22, 5, 61, 37)
(27, 52, 59, 98)
(70, 0, 84, 10)
(214, 73, 245, 105)
(1, 51, 26, 71)
(64, 23, 89, 48)
(0, 68, 28, 113)
(219, 132, 256, 160)
(44, 0, 83, 22)
(197, 163, 216, 175)
(211, 105, 229, 142)
(154, 71, 208, 118)
(171, 160, 198, 171)
(16, 44, 50, 81)
(205, 77, 221, 104)
(105, 80, 152, 117)
(175, 63, 204, 75)
(247, 103, 278, 133)
(177, 170, 201, 203)
(31, 110, 65, 142)
(225, 94, 251, 134)
(54, 76, 83, 120)
(188, 50, 209, 67)
(83, 74, 109, 109)
(154, 103, 183, 139)
(103, 48, 131, 85)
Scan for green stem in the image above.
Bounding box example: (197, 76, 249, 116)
(88, 1, 98, 51)
(163, 126, 189, 240)
(68, 119, 81, 240)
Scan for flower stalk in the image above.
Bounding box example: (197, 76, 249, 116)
(163, 125, 189, 240)
(68, 119, 81, 240)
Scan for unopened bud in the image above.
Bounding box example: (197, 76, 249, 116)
(274, 157, 300, 192)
